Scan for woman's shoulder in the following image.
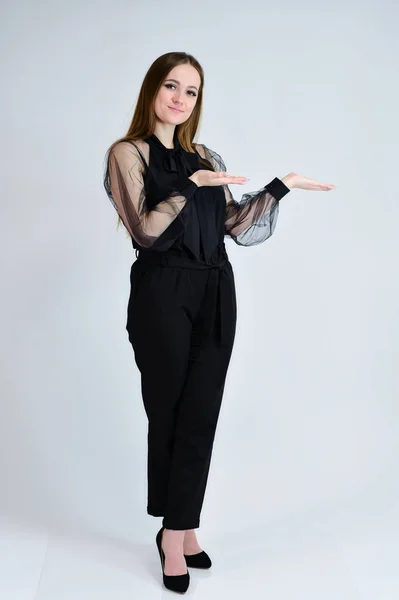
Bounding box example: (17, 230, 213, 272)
(193, 142, 206, 159)
(193, 143, 226, 170)
(194, 142, 219, 163)
(112, 138, 149, 168)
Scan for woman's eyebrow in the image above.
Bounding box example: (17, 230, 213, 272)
(165, 78, 198, 91)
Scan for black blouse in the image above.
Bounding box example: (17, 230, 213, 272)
(103, 129, 290, 262)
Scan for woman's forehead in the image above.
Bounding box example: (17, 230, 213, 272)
(166, 64, 201, 87)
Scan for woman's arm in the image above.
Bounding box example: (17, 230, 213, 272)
(198, 144, 290, 246)
(104, 141, 198, 251)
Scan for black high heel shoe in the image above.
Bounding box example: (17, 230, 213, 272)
(184, 549, 212, 569)
(155, 527, 190, 594)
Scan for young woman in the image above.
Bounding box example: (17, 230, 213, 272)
(103, 51, 335, 593)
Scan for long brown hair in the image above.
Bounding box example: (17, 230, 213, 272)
(104, 51, 210, 231)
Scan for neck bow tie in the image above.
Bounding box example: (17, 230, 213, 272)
(147, 133, 201, 176)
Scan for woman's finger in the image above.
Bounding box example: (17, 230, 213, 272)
(300, 177, 336, 191)
(221, 175, 249, 183)
(315, 183, 336, 190)
(214, 172, 248, 181)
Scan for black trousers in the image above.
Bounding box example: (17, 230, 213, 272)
(126, 243, 237, 530)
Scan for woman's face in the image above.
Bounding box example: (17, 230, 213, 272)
(154, 63, 201, 125)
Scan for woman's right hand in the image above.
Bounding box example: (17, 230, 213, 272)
(189, 170, 248, 188)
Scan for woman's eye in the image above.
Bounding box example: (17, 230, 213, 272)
(165, 84, 196, 97)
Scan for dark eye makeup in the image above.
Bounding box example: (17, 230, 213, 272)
(165, 83, 197, 97)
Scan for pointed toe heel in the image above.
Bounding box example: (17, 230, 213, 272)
(156, 527, 190, 594)
(184, 549, 212, 569)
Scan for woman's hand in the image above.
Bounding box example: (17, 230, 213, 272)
(189, 170, 336, 192)
(189, 170, 248, 188)
(282, 172, 336, 191)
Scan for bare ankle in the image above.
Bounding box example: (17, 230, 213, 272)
(162, 528, 185, 551)
(163, 528, 186, 537)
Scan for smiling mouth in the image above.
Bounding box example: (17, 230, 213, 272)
(169, 106, 183, 112)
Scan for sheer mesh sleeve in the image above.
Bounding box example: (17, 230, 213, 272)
(200, 144, 290, 246)
(104, 141, 198, 251)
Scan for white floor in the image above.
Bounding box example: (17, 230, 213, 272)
(1, 507, 398, 600)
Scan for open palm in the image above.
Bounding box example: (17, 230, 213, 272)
(290, 173, 336, 191)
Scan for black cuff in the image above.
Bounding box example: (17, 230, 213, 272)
(264, 177, 291, 201)
(179, 179, 198, 199)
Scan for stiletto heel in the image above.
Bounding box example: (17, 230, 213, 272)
(155, 527, 190, 594)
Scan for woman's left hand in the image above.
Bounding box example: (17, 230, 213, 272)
(282, 172, 336, 191)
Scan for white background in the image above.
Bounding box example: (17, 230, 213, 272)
(1, 0, 398, 597)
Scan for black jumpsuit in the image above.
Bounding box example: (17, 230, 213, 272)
(104, 129, 290, 530)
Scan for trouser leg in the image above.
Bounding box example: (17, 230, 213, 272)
(162, 335, 235, 530)
(163, 262, 237, 529)
(127, 270, 192, 517)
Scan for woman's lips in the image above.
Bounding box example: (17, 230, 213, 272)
(169, 106, 183, 112)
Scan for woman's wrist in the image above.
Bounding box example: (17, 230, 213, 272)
(188, 174, 200, 187)
(281, 173, 296, 189)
